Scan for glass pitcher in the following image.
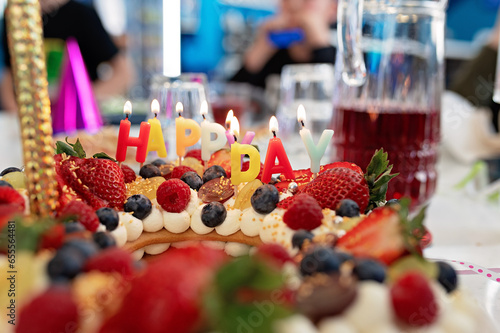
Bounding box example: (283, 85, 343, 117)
(331, 0, 447, 208)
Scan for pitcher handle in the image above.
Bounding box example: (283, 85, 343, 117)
(337, 0, 366, 86)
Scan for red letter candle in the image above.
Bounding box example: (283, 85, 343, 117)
(116, 101, 151, 164)
(261, 116, 294, 183)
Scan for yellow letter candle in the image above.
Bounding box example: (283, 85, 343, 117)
(175, 102, 201, 159)
(147, 99, 167, 158)
(200, 101, 227, 162)
(230, 142, 260, 186)
(297, 105, 334, 174)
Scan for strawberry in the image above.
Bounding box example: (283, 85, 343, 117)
(39, 224, 65, 250)
(255, 243, 292, 268)
(59, 200, 100, 232)
(336, 207, 405, 265)
(84, 247, 135, 279)
(390, 271, 438, 326)
(276, 168, 313, 193)
(121, 164, 137, 183)
(276, 195, 295, 209)
(302, 167, 370, 212)
(321, 161, 363, 175)
(17, 285, 79, 333)
(55, 139, 126, 210)
(208, 149, 231, 177)
(185, 149, 203, 162)
(99, 246, 227, 333)
(283, 193, 323, 230)
(0, 186, 25, 230)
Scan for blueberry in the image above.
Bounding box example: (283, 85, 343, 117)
(335, 199, 360, 218)
(47, 247, 86, 281)
(352, 259, 386, 283)
(385, 199, 400, 207)
(436, 261, 458, 293)
(251, 184, 279, 214)
(151, 159, 167, 167)
(60, 239, 98, 260)
(201, 202, 227, 228)
(139, 164, 161, 179)
(333, 251, 354, 264)
(292, 230, 314, 250)
(181, 171, 203, 191)
(0, 180, 13, 188)
(93, 232, 116, 249)
(124, 194, 152, 219)
(202, 165, 227, 183)
(64, 222, 86, 234)
(0, 167, 21, 176)
(96, 207, 119, 231)
(300, 247, 341, 276)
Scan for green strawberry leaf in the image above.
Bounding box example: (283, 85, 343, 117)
(93, 152, 117, 162)
(204, 254, 293, 333)
(55, 137, 86, 158)
(365, 148, 399, 212)
(396, 198, 427, 257)
(65, 138, 86, 158)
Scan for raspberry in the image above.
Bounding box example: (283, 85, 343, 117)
(283, 193, 323, 230)
(120, 164, 137, 183)
(390, 271, 438, 327)
(17, 285, 79, 333)
(84, 247, 135, 279)
(59, 200, 100, 232)
(156, 179, 191, 213)
(39, 224, 65, 250)
(256, 243, 292, 268)
(185, 149, 203, 162)
(169, 165, 196, 179)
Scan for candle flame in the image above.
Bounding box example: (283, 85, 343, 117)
(225, 110, 234, 127)
(124, 101, 132, 115)
(297, 104, 306, 124)
(269, 116, 279, 134)
(151, 99, 160, 115)
(200, 100, 208, 116)
(230, 116, 240, 139)
(176, 102, 184, 115)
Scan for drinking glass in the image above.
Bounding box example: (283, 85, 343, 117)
(276, 63, 335, 145)
(332, 0, 447, 208)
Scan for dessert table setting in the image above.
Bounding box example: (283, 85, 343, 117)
(1, 0, 500, 332)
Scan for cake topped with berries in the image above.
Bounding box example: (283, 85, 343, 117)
(0, 139, 488, 333)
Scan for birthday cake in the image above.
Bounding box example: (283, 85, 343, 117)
(0, 137, 486, 333)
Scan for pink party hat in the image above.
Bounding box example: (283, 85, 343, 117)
(52, 37, 103, 134)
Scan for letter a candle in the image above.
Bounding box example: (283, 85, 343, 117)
(261, 116, 294, 183)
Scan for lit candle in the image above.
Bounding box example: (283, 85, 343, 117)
(230, 117, 260, 186)
(200, 101, 227, 162)
(147, 99, 167, 158)
(176, 102, 201, 161)
(116, 101, 151, 164)
(225, 114, 255, 146)
(297, 105, 334, 174)
(261, 116, 294, 183)
(225, 110, 234, 144)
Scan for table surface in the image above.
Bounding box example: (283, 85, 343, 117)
(1, 112, 499, 330)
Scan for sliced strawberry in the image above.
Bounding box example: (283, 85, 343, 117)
(120, 164, 137, 183)
(208, 149, 232, 177)
(276, 169, 312, 193)
(337, 207, 406, 265)
(185, 149, 203, 162)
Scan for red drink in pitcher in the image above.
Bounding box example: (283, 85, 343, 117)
(331, 106, 440, 208)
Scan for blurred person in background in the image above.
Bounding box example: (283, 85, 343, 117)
(230, 0, 337, 89)
(0, 0, 134, 112)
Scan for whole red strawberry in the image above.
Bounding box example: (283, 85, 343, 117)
(156, 179, 191, 213)
(59, 200, 100, 232)
(84, 247, 135, 279)
(302, 167, 370, 212)
(55, 139, 126, 210)
(121, 164, 137, 183)
(99, 246, 227, 333)
(283, 193, 323, 230)
(17, 285, 79, 333)
(391, 271, 438, 327)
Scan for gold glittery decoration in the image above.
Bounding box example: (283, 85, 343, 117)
(6, 0, 58, 216)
